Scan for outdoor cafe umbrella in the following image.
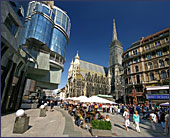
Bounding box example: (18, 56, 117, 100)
(76, 96, 88, 101)
(80, 96, 117, 104)
(159, 102, 169, 106)
(80, 97, 91, 103)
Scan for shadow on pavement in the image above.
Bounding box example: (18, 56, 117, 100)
(28, 125, 32, 130)
(114, 123, 125, 130)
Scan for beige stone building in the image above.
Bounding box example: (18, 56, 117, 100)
(122, 28, 169, 105)
(65, 52, 110, 97)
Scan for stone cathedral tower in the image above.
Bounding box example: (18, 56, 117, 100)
(109, 19, 123, 101)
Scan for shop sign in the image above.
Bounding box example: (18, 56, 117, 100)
(146, 94, 169, 100)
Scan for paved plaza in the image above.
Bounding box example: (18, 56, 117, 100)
(1, 106, 169, 137)
(101, 112, 168, 137)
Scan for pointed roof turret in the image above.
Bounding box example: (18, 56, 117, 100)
(71, 59, 74, 65)
(112, 19, 117, 41)
(75, 50, 80, 59)
(74, 51, 80, 65)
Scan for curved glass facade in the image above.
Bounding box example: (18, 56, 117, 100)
(21, 1, 71, 59)
(50, 28, 67, 57)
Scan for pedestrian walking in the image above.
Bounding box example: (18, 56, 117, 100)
(123, 109, 130, 131)
(133, 110, 141, 133)
(50, 100, 54, 112)
(160, 110, 165, 129)
(150, 110, 157, 131)
(165, 110, 169, 135)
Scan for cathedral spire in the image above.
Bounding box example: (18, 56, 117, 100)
(112, 19, 117, 41)
(75, 50, 79, 59)
(74, 51, 80, 65)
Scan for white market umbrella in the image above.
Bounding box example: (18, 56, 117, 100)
(66, 97, 72, 100)
(80, 97, 91, 103)
(66, 97, 74, 100)
(72, 97, 79, 101)
(76, 96, 88, 101)
(160, 102, 169, 106)
(87, 96, 117, 104)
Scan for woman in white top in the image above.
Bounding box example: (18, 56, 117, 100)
(150, 110, 157, 131)
(110, 105, 114, 114)
(123, 109, 130, 131)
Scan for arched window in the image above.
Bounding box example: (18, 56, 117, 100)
(161, 71, 166, 79)
(148, 62, 153, 69)
(159, 60, 164, 67)
(165, 58, 169, 65)
(135, 66, 139, 72)
(136, 75, 140, 84)
(150, 73, 154, 81)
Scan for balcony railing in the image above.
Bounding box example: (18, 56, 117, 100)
(142, 42, 168, 54)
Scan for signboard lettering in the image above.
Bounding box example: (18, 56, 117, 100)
(147, 95, 169, 100)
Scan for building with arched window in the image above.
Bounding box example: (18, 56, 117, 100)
(65, 52, 110, 98)
(122, 28, 169, 105)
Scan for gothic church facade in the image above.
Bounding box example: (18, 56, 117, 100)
(65, 52, 110, 97)
(66, 19, 123, 101)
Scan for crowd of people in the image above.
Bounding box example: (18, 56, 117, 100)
(66, 102, 108, 129)
(43, 99, 169, 135)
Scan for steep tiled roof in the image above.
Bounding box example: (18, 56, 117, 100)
(79, 60, 108, 76)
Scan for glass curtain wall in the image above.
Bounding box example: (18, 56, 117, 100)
(20, 1, 71, 59)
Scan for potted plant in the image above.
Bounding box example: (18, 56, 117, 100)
(90, 119, 112, 137)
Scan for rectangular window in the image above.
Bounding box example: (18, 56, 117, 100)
(128, 68, 131, 74)
(166, 38, 169, 43)
(158, 41, 160, 46)
(145, 45, 150, 50)
(147, 54, 151, 59)
(157, 51, 162, 57)
(4, 14, 18, 36)
(150, 73, 154, 81)
(133, 49, 138, 55)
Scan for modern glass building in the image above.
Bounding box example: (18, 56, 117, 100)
(20, 1, 71, 89)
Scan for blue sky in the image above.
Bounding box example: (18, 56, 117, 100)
(19, 0, 169, 90)
(53, 0, 169, 90)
